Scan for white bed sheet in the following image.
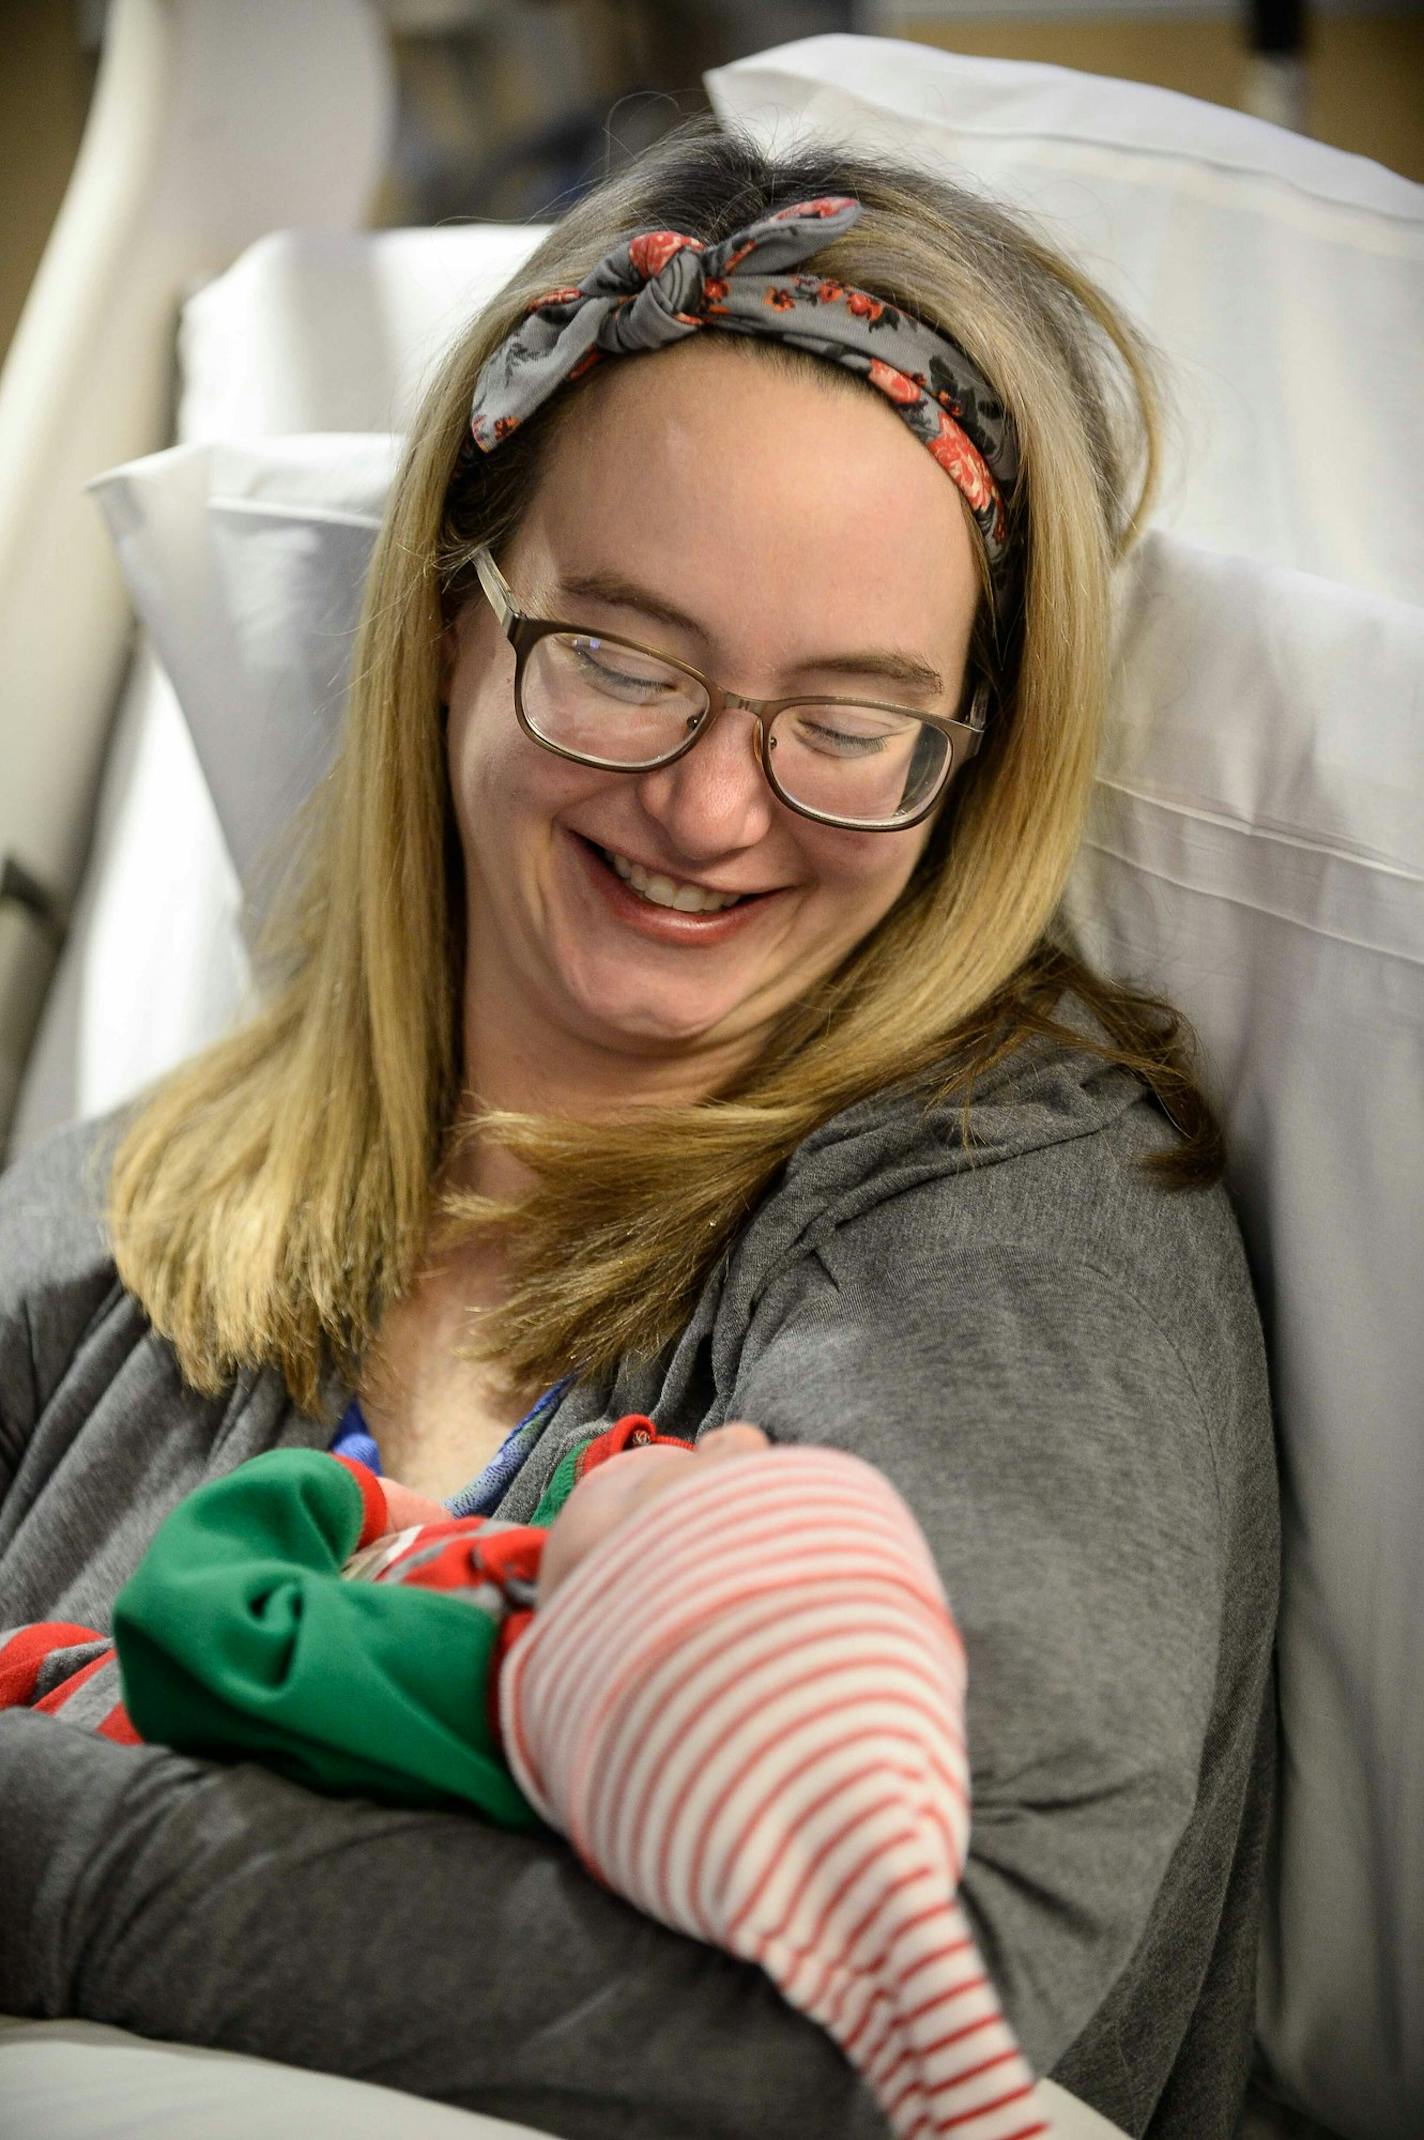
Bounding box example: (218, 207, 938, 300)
(0, 2017, 1121, 2140)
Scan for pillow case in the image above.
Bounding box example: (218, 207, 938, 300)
(707, 33, 1424, 608)
(90, 435, 398, 913)
(11, 226, 548, 1152)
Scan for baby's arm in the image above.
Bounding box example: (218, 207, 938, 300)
(505, 1443, 1050, 2140)
(106, 1417, 700, 1815)
(113, 1448, 539, 1824)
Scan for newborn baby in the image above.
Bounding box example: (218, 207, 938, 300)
(1, 1422, 1048, 2139)
(509, 1433, 1049, 2140)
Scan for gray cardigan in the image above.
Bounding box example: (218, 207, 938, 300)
(0, 1023, 1278, 2140)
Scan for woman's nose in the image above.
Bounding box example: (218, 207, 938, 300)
(634, 704, 776, 858)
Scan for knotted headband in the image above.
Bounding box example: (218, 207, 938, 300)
(468, 195, 1018, 592)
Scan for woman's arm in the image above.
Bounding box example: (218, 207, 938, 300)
(0, 1707, 888, 2140)
(0, 1121, 119, 1509)
(723, 1208, 1272, 2093)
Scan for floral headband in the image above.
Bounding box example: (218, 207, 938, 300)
(467, 195, 1018, 595)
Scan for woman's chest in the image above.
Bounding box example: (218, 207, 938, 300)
(358, 1365, 520, 1502)
(355, 1263, 532, 1502)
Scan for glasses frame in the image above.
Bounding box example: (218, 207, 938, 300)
(472, 546, 990, 833)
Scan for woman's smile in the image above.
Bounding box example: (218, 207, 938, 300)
(568, 829, 787, 940)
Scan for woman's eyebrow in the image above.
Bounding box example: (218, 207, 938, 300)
(556, 568, 947, 697)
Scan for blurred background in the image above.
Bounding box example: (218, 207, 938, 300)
(3, 0, 1421, 365)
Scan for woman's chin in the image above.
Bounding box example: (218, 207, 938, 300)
(573, 989, 748, 1058)
(555, 955, 769, 1064)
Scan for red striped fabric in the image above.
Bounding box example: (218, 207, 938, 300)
(502, 1446, 1049, 2140)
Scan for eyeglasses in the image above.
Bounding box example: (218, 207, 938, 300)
(472, 547, 989, 833)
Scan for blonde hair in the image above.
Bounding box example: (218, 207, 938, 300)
(108, 124, 1220, 1417)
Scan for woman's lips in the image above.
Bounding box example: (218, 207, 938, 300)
(568, 831, 783, 944)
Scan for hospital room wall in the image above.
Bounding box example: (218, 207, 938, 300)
(0, 1, 97, 371)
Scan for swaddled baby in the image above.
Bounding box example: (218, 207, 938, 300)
(1, 1422, 1047, 2139)
(511, 1435, 1048, 2140)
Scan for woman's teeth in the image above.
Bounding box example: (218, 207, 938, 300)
(603, 847, 746, 913)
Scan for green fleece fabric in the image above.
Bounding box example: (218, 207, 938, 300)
(112, 1448, 553, 1824)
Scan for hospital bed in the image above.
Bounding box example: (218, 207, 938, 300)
(0, 5, 1420, 2138)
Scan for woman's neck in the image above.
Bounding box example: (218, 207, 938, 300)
(451, 997, 755, 1200)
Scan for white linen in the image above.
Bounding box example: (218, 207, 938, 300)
(0, 2017, 1115, 2140)
(1067, 535, 1423, 2140)
(0, 2016, 559, 2140)
(90, 434, 399, 909)
(12, 230, 545, 1150)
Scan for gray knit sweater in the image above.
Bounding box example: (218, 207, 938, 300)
(0, 1023, 1277, 2140)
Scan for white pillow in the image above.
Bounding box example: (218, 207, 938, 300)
(176, 225, 549, 441)
(707, 34, 1424, 609)
(10, 228, 549, 1150)
(89, 435, 398, 913)
(1068, 535, 1423, 2140)
(704, 36, 1424, 2140)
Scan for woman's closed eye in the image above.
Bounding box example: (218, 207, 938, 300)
(787, 711, 906, 757)
(570, 641, 678, 700)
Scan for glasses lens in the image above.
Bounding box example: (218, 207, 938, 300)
(522, 633, 709, 766)
(767, 705, 951, 827)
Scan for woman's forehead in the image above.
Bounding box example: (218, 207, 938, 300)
(516, 341, 981, 663)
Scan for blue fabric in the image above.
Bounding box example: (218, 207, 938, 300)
(327, 1380, 572, 1518)
(328, 1401, 382, 1476)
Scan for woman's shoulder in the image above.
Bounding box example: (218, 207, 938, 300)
(769, 991, 1201, 1245)
(730, 997, 1262, 1415)
(0, 1116, 125, 1456)
(1, 1113, 120, 1286)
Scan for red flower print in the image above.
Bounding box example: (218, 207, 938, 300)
(526, 286, 583, 313)
(493, 415, 520, 442)
(776, 196, 855, 221)
(568, 350, 604, 382)
(704, 277, 730, 304)
(763, 287, 797, 312)
(935, 389, 964, 417)
(814, 279, 845, 305)
(630, 230, 701, 280)
(846, 290, 886, 324)
(867, 358, 922, 408)
(927, 412, 994, 512)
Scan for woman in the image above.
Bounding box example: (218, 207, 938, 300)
(0, 127, 1277, 2138)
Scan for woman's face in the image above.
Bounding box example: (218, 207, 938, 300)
(443, 338, 982, 1098)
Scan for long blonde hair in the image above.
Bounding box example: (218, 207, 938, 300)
(108, 124, 1219, 1416)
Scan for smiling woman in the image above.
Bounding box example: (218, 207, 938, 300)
(1, 119, 1276, 2140)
